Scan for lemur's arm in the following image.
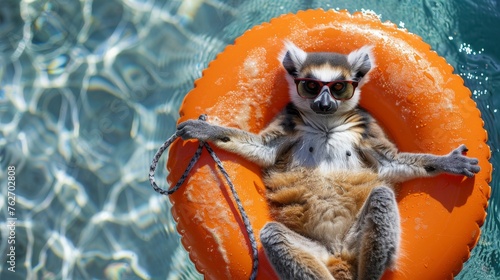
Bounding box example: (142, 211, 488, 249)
(360, 120, 480, 182)
(177, 116, 288, 168)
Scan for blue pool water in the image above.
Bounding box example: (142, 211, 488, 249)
(0, 0, 498, 279)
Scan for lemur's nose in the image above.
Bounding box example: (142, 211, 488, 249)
(319, 94, 333, 112)
(318, 87, 332, 109)
(311, 87, 337, 114)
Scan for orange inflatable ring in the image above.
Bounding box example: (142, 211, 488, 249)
(166, 9, 492, 280)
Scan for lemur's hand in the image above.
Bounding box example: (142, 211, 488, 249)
(177, 119, 223, 142)
(435, 145, 480, 177)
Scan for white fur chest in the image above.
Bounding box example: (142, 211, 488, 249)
(290, 122, 363, 173)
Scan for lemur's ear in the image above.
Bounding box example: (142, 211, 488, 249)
(281, 41, 307, 77)
(347, 45, 374, 80)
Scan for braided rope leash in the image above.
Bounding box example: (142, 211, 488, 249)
(149, 115, 259, 280)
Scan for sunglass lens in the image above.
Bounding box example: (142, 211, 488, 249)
(330, 82, 354, 100)
(297, 80, 321, 98)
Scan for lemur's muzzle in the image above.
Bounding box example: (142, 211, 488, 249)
(311, 87, 338, 114)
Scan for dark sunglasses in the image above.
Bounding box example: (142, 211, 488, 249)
(293, 78, 359, 100)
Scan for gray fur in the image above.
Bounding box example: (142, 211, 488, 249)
(347, 47, 373, 80)
(430, 144, 480, 177)
(368, 144, 480, 182)
(260, 222, 335, 280)
(355, 187, 400, 280)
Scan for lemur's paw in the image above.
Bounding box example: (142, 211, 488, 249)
(440, 145, 480, 177)
(177, 120, 219, 142)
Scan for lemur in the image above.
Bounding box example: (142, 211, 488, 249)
(177, 42, 480, 280)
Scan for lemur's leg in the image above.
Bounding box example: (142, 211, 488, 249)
(260, 222, 337, 280)
(344, 186, 400, 280)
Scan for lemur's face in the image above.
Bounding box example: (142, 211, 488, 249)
(281, 42, 373, 115)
